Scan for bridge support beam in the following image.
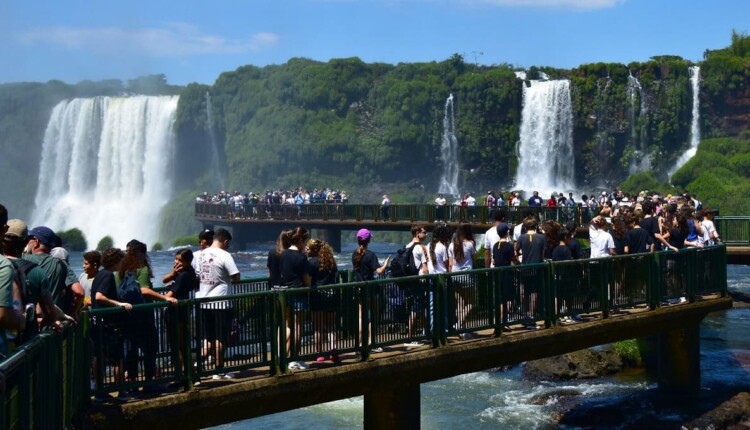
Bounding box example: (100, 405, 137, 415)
(314, 228, 342, 253)
(364, 382, 420, 430)
(656, 322, 701, 394)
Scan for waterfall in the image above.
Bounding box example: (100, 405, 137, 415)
(31, 95, 179, 248)
(205, 92, 225, 189)
(669, 66, 701, 178)
(438, 94, 460, 198)
(627, 72, 651, 174)
(514, 80, 575, 197)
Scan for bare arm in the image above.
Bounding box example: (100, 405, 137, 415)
(95, 292, 132, 311)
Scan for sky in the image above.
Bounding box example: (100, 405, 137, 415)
(1, 0, 748, 86)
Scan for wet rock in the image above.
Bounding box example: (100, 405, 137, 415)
(523, 348, 624, 380)
(529, 388, 583, 405)
(683, 392, 750, 430)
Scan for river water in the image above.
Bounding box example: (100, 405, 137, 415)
(68, 245, 750, 429)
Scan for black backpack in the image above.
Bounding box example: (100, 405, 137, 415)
(10, 259, 40, 343)
(390, 244, 419, 278)
(117, 272, 145, 305)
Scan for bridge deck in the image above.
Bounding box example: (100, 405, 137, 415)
(90, 295, 732, 430)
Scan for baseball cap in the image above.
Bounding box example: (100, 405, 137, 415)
(496, 223, 510, 237)
(28, 226, 60, 248)
(356, 228, 373, 241)
(50, 247, 69, 262)
(5, 219, 28, 239)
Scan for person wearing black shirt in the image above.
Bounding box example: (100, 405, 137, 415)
(278, 227, 312, 371)
(164, 248, 197, 371)
(514, 218, 545, 329)
(352, 229, 389, 353)
(308, 239, 340, 362)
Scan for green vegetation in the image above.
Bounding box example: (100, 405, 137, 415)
(151, 242, 164, 251)
(96, 236, 114, 251)
(172, 234, 198, 247)
(56, 228, 87, 252)
(613, 339, 642, 367)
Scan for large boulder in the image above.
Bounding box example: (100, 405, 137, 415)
(683, 392, 750, 429)
(523, 348, 624, 380)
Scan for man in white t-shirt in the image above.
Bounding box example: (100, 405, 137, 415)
(435, 194, 447, 221)
(589, 216, 615, 258)
(404, 225, 428, 346)
(196, 228, 240, 378)
(484, 210, 508, 268)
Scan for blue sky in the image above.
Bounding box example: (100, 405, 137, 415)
(1, 0, 748, 86)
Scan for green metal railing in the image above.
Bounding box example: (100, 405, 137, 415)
(715, 216, 750, 245)
(195, 203, 596, 226)
(0, 321, 88, 430)
(0, 244, 728, 428)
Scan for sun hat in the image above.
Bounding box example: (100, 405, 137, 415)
(356, 229, 372, 241)
(5, 219, 27, 239)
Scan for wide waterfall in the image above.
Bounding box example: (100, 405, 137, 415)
(514, 79, 574, 197)
(669, 66, 701, 178)
(31, 95, 179, 248)
(438, 94, 460, 198)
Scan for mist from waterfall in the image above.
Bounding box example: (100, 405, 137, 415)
(205, 92, 226, 189)
(514, 80, 575, 197)
(669, 66, 701, 178)
(31, 95, 179, 248)
(438, 94, 460, 198)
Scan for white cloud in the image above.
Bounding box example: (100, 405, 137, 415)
(16, 23, 280, 57)
(458, 0, 625, 9)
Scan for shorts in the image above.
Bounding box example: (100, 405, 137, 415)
(200, 308, 232, 344)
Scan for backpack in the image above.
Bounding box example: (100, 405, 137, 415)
(11, 259, 37, 307)
(390, 244, 419, 278)
(118, 272, 145, 305)
(10, 259, 39, 343)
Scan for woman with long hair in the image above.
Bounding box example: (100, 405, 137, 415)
(278, 227, 312, 370)
(447, 223, 476, 339)
(119, 240, 171, 391)
(352, 229, 389, 353)
(164, 248, 198, 372)
(307, 239, 339, 362)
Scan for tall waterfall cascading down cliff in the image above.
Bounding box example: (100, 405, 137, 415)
(31, 95, 179, 248)
(514, 79, 574, 197)
(205, 92, 225, 190)
(627, 72, 651, 174)
(438, 94, 460, 199)
(669, 66, 701, 178)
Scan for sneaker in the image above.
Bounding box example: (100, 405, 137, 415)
(316, 356, 326, 362)
(403, 341, 423, 347)
(678, 296, 687, 304)
(288, 361, 310, 370)
(525, 324, 539, 330)
(459, 333, 473, 340)
(212, 374, 225, 380)
(329, 354, 340, 362)
(93, 393, 113, 403)
(223, 372, 235, 379)
(371, 347, 384, 353)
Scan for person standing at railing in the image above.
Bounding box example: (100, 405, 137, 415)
(435, 194, 447, 222)
(589, 216, 616, 259)
(196, 228, 240, 379)
(91, 247, 132, 400)
(380, 194, 391, 221)
(164, 248, 198, 377)
(484, 210, 508, 268)
(279, 227, 312, 370)
(448, 223, 477, 339)
(307, 239, 339, 363)
(514, 217, 545, 330)
(639, 200, 676, 252)
(352, 229, 389, 353)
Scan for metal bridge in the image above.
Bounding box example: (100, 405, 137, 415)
(0, 245, 731, 429)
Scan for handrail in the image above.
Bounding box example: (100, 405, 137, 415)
(195, 202, 596, 226)
(0, 244, 729, 428)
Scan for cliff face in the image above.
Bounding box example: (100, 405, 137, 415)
(706, 85, 750, 136)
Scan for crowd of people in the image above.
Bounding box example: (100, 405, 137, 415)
(0, 187, 718, 398)
(196, 188, 350, 219)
